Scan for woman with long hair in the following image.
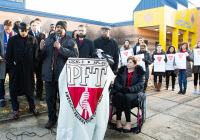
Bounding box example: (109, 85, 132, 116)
(133, 37, 144, 55)
(165, 46, 176, 91)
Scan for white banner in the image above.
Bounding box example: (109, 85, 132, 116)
(193, 49, 200, 66)
(154, 55, 165, 72)
(57, 58, 114, 140)
(135, 54, 146, 71)
(166, 54, 175, 70)
(120, 50, 132, 65)
(175, 53, 186, 69)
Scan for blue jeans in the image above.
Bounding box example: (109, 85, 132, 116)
(154, 75, 162, 83)
(10, 94, 35, 111)
(178, 70, 187, 90)
(0, 79, 5, 100)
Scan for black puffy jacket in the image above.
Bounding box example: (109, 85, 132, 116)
(112, 65, 145, 94)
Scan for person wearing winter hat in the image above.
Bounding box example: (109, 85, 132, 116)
(12, 17, 22, 34)
(36, 20, 79, 129)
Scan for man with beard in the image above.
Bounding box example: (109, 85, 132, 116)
(74, 25, 95, 58)
(12, 17, 22, 34)
(94, 26, 119, 74)
(28, 20, 46, 101)
(36, 21, 79, 129)
(6, 22, 40, 119)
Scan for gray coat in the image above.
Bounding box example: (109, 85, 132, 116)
(0, 31, 17, 79)
(175, 49, 193, 78)
(192, 47, 200, 73)
(36, 33, 79, 82)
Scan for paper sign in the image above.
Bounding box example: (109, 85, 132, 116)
(120, 50, 132, 65)
(166, 54, 175, 70)
(135, 54, 146, 71)
(175, 53, 186, 69)
(193, 49, 200, 66)
(154, 55, 165, 72)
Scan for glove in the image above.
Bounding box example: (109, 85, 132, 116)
(185, 52, 189, 57)
(120, 87, 129, 93)
(142, 58, 147, 62)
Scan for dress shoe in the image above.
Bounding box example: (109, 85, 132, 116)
(45, 122, 55, 129)
(13, 111, 19, 119)
(123, 128, 132, 133)
(115, 127, 123, 132)
(29, 108, 41, 116)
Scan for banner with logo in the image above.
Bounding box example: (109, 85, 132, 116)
(175, 53, 186, 69)
(56, 58, 114, 140)
(193, 49, 200, 66)
(135, 54, 146, 71)
(120, 50, 132, 65)
(166, 54, 175, 70)
(153, 55, 165, 72)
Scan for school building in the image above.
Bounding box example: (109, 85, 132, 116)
(0, 0, 200, 51)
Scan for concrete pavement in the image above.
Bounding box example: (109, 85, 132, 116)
(1, 81, 200, 140)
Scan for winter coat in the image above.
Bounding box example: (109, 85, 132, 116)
(12, 24, 19, 34)
(112, 65, 145, 95)
(151, 50, 167, 76)
(0, 30, 17, 79)
(36, 33, 79, 82)
(94, 36, 119, 73)
(137, 50, 152, 79)
(6, 34, 38, 97)
(192, 47, 200, 73)
(74, 36, 95, 58)
(174, 49, 193, 78)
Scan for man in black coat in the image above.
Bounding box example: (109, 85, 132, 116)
(74, 25, 95, 58)
(6, 22, 40, 119)
(94, 26, 119, 74)
(28, 20, 46, 101)
(36, 21, 79, 129)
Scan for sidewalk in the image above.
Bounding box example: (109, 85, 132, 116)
(0, 81, 200, 140)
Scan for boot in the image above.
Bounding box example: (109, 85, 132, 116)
(157, 83, 162, 92)
(178, 89, 182, 94)
(154, 82, 158, 91)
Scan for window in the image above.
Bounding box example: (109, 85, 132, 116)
(7, 0, 25, 3)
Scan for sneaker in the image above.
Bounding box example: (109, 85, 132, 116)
(172, 88, 175, 91)
(13, 111, 19, 119)
(29, 108, 41, 116)
(194, 89, 197, 94)
(165, 87, 168, 90)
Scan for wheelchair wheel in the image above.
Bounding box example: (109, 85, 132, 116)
(142, 99, 146, 123)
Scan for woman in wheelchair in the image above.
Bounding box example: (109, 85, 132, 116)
(112, 56, 145, 133)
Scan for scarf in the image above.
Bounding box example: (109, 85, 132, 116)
(4, 30, 13, 57)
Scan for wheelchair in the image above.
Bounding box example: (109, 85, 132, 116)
(108, 87, 146, 134)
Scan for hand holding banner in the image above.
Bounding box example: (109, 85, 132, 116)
(175, 53, 186, 69)
(153, 55, 165, 72)
(120, 50, 132, 65)
(166, 54, 175, 70)
(193, 49, 200, 66)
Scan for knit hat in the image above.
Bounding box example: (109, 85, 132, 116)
(56, 21, 67, 31)
(14, 17, 22, 23)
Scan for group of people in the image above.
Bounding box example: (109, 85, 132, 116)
(0, 18, 119, 130)
(0, 16, 199, 133)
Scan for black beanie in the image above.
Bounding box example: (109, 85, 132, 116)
(56, 21, 67, 31)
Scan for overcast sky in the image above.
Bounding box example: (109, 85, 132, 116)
(26, 0, 200, 23)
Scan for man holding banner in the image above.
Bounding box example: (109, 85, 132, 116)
(175, 42, 193, 95)
(137, 43, 152, 92)
(36, 21, 79, 129)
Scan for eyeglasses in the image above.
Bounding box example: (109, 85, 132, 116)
(21, 29, 28, 32)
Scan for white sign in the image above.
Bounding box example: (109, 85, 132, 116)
(135, 54, 146, 71)
(57, 58, 114, 140)
(136, 46, 140, 55)
(175, 53, 186, 69)
(120, 50, 132, 65)
(166, 54, 175, 70)
(154, 55, 165, 72)
(193, 49, 200, 66)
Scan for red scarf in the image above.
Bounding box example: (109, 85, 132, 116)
(125, 70, 135, 88)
